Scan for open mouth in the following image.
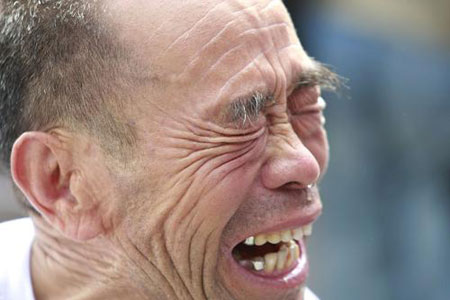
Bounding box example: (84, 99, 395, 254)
(232, 223, 313, 275)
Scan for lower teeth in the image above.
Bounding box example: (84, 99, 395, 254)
(238, 240, 300, 274)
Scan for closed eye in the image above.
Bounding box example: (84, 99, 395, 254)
(289, 97, 327, 137)
(289, 96, 327, 116)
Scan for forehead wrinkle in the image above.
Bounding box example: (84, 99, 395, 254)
(247, 23, 294, 98)
(236, 2, 296, 103)
(179, 11, 255, 78)
(264, 27, 300, 100)
(161, 0, 229, 55)
(275, 44, 310, 91)
(109, 1, 242, 79)
(196, 43, 246, 83)
(197, 22, 291, 83)
(178, 0, 286, 79)
(217, 48, 321, 126)
(238, 21, 291, 37)
(215, 52, 266, 103)
(207, 19, 296, 100)
(160, 0, 264, 67)
(213, 45, 301, 125)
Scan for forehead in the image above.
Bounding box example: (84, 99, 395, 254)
(107, 0, 314, 113)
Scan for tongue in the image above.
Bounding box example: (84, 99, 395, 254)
(233, 242, 281, 260)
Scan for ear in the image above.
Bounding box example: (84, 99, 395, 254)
(10, 131, 105, 240)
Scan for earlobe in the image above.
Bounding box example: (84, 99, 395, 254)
(10, 131, 104, 240)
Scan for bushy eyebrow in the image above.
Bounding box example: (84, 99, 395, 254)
(229, 92, 274, 126)
(226, 61, 342, 127)
(295, 60, 342, 93)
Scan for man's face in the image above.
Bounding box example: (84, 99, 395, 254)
(103, 0, 328, 299)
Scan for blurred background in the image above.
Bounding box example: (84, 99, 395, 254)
(1, 1, 449, 300)
(282, 1, 450, 299)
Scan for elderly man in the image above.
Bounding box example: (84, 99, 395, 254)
(0, 0, 339, 299)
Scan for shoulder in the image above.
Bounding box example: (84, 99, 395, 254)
(0, 217, 34, 235)
(0, 218, 35, 300)
(0, 218, 34, 255)
(305, 287, 320, 300)
(0, 218, 35, 269)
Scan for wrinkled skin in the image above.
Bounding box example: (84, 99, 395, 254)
(18, 1, 329, 299)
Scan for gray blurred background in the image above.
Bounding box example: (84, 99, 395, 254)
(1, 1, 450, 300)
(283, 1, 450, 300)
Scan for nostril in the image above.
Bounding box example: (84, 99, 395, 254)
(282, 182, 317, 191)
(283, 182, 306, 190)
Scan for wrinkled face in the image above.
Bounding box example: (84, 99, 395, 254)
(104, 0, 329, 299)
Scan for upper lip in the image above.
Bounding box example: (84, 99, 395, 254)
(226, 199, 322, 250)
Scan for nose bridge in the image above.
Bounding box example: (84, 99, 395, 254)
(261, 124, 320, 190)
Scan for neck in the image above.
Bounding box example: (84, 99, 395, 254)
(30, 216, 146, 300)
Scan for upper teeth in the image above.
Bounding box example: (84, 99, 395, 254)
(243, 223, 313, 246)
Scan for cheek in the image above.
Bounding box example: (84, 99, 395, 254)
(189, 135, 267, 220)
(127, 132, 268, 240)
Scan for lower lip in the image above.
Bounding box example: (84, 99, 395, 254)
(228, 239, 309, 289)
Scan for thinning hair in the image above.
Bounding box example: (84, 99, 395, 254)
(0, 0, 138, 211)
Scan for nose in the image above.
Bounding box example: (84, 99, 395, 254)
(261, 132, 320, 190)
